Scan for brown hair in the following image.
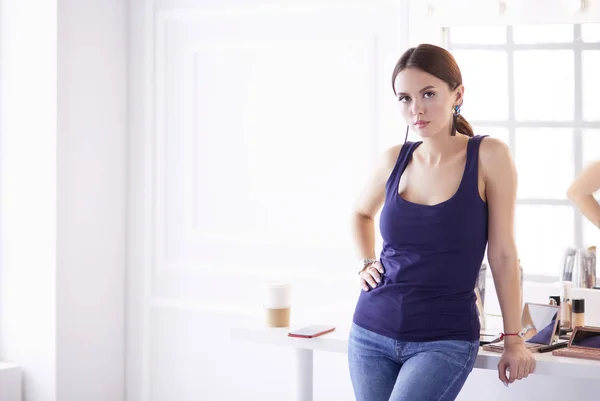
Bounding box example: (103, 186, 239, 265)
(391, 44, 474, 137)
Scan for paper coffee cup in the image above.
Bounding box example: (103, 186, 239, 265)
(264, 281, 291, 327)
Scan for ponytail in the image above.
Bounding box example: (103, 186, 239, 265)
(454, 114, 474, 137)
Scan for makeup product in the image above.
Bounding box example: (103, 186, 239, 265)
(559, 332, 573, 340)
(574, 249, 597, 288)
(552, 326, 600, 361)
(537, 341, 568, 353)
(593, 245, 599, 288)
(572, 298, 585, 328)
(588, 246, 596, 288)
(482, 303, 561, 354)
(560, 281, 572, 330)
(475, 263, 487, 329)
(562, 248, 577, 282)
(475, 288, 486, 330)
(549, 295, 561, 306)
(563, 247, 596, 288)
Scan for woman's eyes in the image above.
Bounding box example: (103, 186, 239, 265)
(397, 92, 436, 102)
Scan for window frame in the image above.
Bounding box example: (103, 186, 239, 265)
(407, 1, 600, 281)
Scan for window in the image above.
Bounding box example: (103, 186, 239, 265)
(446, 24, 600, 278)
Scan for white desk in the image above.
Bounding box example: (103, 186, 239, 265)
(0, 363, 22, 401)
(231, 324, 600, 401)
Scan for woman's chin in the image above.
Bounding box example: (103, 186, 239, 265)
(413, 127, 436, 138)
(412, 125, 449, 139)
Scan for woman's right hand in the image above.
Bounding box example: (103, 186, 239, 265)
(359, 261, 385, 291)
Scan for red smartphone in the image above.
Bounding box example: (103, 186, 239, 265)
(288, 325, 336, 338)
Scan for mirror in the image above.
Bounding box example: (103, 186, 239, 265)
(521, 303, 561, 345)
(571, 327, 600, 349)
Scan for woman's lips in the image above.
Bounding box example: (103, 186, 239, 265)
(414, 121, 430, 128)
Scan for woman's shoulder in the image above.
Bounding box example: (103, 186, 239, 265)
(478, 136, 511, 163)
(477, 135, 514, 180)
(377, 144, 404, 171)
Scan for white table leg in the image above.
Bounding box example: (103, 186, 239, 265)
(294, 348, 314, 401)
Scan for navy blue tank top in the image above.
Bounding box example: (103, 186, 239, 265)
(353, 135, 489, 342)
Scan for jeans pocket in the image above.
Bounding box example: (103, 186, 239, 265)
(419, 339, 478, 371)
(448, 340, 479, 372)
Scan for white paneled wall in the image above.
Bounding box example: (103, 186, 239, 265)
(151, 2, 405, 275)
(128, 1, 405, 400)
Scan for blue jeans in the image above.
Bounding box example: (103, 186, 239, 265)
(348, 323, 479, 401)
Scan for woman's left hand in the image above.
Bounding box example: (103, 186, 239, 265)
(497, 342, 536, 386)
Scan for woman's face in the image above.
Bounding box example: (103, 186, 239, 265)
(393, 67, 463, 138)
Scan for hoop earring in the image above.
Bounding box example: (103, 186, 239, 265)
(404, 125, 409, 143)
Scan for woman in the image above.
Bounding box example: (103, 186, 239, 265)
(567, 160, 600, 229)
(347, 44, 536, 401)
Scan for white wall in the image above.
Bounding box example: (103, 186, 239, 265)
(0, 0, 127, 400)
(126, 0, 406, 400)
(57, 1, 126, 401)
(0, 1, 58, 400)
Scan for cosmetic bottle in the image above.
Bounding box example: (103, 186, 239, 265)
(560, 281, 572, 330)
(572, 298, 585, 329)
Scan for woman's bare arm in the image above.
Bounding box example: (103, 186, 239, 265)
(352, 145, 401, 289)
(567, 160, 600, 229)
(480, 137, 535, 385)
(480, 138, 522, 343)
